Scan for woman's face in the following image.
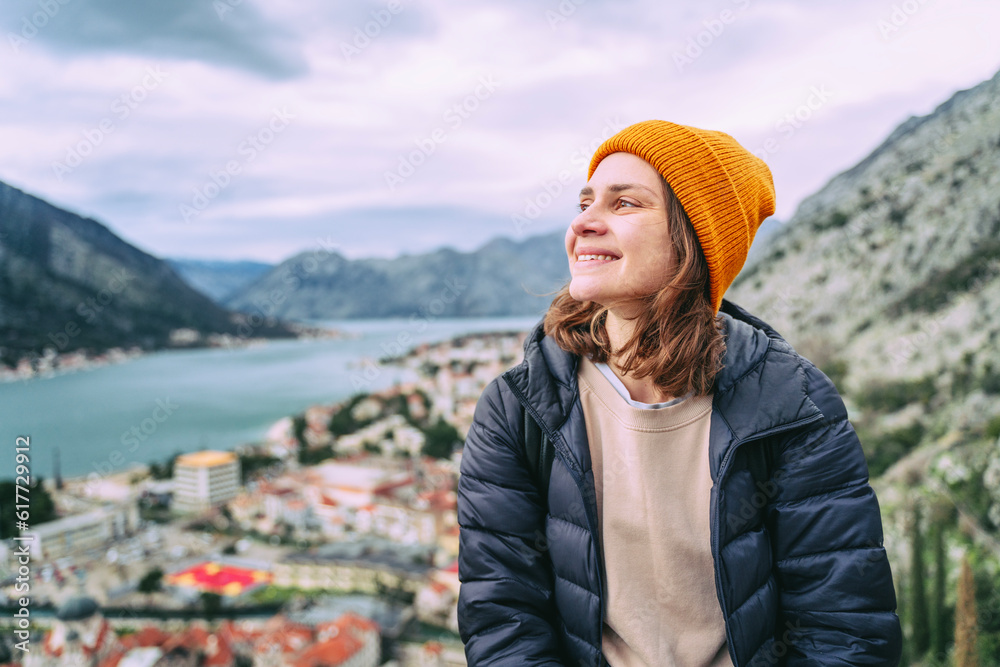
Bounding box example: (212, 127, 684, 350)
(565, 151, 674, 308)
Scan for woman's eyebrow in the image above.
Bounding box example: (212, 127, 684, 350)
(579, 183, 658, 197)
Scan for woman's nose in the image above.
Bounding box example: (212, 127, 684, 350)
(570, 205, 608, 236)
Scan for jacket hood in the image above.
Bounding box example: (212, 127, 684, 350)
(504, 298, 827, 476)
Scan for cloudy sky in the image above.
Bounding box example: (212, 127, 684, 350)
(1, 0, 998, 264)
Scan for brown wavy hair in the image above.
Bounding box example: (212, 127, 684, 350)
(542, 176, 726, 400)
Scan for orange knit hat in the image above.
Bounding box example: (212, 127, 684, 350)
(587, 120, 776, 315)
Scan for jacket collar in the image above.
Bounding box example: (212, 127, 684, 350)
(505, 298, 825, 451)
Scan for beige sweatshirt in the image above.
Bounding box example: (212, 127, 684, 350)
(577, 355, 733, 667)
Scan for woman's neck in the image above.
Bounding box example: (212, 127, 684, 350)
(604, 307, 677, 403)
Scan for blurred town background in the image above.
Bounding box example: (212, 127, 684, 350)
(1, 1, 1000, 666)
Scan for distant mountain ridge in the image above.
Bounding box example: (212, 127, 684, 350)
(167, 258, 273, 303)
(224, 231, 572, 320)
(0, 181, 293, 367)
(188, 222, 781, 315)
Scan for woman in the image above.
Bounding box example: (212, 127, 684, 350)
(457, 120, 902, 666)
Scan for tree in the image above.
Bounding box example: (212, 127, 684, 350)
(239, 454, 280, 483)
(929, 501, 952, 657)
(137, 567, 163, 605)
(149, 451, 182, 480)
(0, 477, 56, 539)
(329, 392, 377, 436)
(897, 573, 910, 667)
(954, 553, 979, 667)
(421, 417, 461, 459)
(909, 501, 930, 657)
(200, 592, 223, 621)
(328, 406, 358, 437)
(292, 414, 307, 447)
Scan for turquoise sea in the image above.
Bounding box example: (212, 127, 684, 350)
(0, 316, 540, 480)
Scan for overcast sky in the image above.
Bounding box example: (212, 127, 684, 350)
(1, 0, 998, 263)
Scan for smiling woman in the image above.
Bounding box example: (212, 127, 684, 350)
(457, 120, 903, 666)
(559, 150, 717, 404)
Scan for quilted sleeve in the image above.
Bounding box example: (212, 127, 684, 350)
(457, 377, 566, 666)
(764, 362, 903, 666)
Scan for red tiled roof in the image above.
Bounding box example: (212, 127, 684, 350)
(293, 613, 377, 667)
(373, 475, 415, 493)
(120, 626, 171, 649)
(255, 624, 313, 654)
(293, 634, 362, 666)
(162, 627, 233, 667)
(97, 648, 126, 667)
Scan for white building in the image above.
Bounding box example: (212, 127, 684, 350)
(172, 450, 241, 513)
(311, 461, 412, 508)
(23, 504, 139, 561)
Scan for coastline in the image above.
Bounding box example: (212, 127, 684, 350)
(36, 324, 530, 492)
(0, 324, 353, 384)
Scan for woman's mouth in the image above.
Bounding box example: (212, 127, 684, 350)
(576, 254, 620, 264)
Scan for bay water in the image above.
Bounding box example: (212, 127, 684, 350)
(0, 316, 540, 481)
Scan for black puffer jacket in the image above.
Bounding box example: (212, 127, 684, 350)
(457, 298, 902, 666)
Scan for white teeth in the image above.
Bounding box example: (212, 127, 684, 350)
(578, 254, 618, 262)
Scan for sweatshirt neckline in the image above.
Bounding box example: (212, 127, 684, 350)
(592, 359, 693, 409)
(578, 355, 713, 432)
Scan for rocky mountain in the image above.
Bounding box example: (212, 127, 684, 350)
(728, 68, 1000, 654)
(167, 258, 273, 303)
(0, 181, 294, 367)
(729, 67, 1000, 427)
(224, 231, 571, 320)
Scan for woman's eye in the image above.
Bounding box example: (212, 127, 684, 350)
(616, 199, 637, 209)
(577, 202, 590, 212)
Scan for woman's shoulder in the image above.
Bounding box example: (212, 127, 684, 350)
(718, 300, 849, 428)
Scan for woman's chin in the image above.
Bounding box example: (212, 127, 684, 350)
(568, 282, 606, 304)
